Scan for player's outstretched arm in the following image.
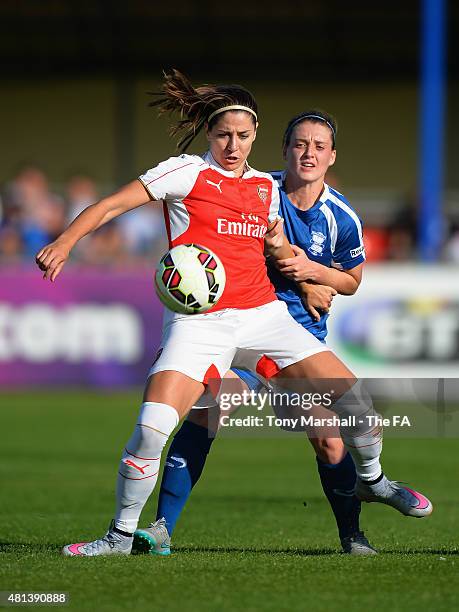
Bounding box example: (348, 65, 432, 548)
(36, 180, 153, 282)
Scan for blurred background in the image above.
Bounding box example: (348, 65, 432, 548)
(1, 0, 458, 386)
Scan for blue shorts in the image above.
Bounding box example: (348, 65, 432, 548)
(231, 368, 266, 393)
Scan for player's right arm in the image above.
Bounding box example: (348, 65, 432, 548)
(36, 179, 153, 282)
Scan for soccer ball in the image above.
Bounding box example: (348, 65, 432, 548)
(155, 244, 226, 314)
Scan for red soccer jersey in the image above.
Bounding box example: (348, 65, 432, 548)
(139, 151, 280, 311)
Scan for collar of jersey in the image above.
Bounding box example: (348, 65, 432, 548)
(319, 183, 331, 204)
(281, 181, 331, 215)
(273, 170, 330, 203)
(202, 151, 255, 178)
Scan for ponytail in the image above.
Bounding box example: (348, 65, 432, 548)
(149, 70, 258, 152)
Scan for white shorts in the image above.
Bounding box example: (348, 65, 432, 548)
(149, 300, 329, 384)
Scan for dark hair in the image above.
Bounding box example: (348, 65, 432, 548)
(148, 70, 258, 153)
(283, 109, 337, 149)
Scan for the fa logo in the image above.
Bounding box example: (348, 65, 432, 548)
(308, 231, 326, 256)
(257, 184, 269, 203)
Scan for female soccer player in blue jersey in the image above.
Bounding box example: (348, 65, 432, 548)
(133, 110, 374, 556)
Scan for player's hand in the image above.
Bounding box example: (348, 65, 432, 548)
(35, 240, 71, 282)
(300, 284, 337, 322)
(277, 244, 321, 282)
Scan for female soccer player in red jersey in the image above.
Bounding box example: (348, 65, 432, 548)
(135, 109, 377, 556)
(36, 71, 432, 556)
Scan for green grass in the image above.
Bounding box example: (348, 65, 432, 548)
(1, 392, 458, 611)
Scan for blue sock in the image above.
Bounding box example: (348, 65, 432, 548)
(316, 452, 361, 539)
(156, 420, 215, 535)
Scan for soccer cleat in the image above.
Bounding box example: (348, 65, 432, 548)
(132, 518, 171, 556)
(355, 477, 433, 518)
(62, 521, 133, 556)
(341, 531, 378, 555)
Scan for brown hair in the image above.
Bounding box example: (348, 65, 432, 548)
(283, 109, 338, 150)
(149, 70, 258, 152)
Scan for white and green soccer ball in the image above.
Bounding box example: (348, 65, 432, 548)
(155, 243, 226, 314)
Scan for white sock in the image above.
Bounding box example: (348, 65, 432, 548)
(342, 428, 383, 481)
(114, 402, 179, 533)
(334, 381, 383, 481)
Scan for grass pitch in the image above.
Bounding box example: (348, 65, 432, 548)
(1, 392, 458, 611)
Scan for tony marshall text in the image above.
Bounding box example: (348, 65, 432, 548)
(220, 415, 412, 428)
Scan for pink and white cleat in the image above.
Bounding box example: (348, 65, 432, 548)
(62, 521, 133, 556)
(355, 476, 433, 518)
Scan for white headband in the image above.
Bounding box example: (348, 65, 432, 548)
(287, 114, 336, 142)
(207, 104, 258, 123)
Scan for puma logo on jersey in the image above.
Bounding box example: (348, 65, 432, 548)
(206, 179, 223, 194)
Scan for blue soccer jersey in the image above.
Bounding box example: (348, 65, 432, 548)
(268, 171, 365, 342)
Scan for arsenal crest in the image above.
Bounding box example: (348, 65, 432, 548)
(257, 184, 269, 203)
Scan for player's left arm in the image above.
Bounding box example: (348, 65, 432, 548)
(264, 184, 363, 296)
(265, 220, 363, 295)
(277, 245, 363, 295)
(274, 203, 366, 295)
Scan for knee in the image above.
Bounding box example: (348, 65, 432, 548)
(126, 402, 179, 456)
(312, 437, 346, 464)
(134, 423, 160, 449)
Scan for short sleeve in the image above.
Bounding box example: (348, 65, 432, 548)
(268, 177, 280, 222)
(332, 214, 366, 270)
(139, 155, 203, 201)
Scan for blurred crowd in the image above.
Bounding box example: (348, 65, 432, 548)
(0, 165, 458, 265)
(0, 166, 167, 266)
